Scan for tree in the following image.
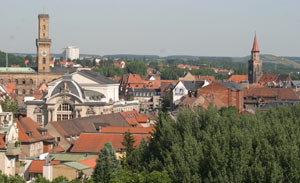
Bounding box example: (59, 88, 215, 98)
(122, 131, 136, 157)
(92, 142, 121, 183)
(125, 61, 147, 76)
(0, 96, 18, 117)
(32, 174, 50, 183)
(52, 176, 68, 183)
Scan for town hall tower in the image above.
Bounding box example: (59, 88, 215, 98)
(36, 14, 51, 72)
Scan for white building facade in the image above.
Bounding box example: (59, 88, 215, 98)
(63, 46, 79, 60)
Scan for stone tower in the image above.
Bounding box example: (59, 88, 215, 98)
(36, 14, 51, 72)
(248, 34, 262, 84)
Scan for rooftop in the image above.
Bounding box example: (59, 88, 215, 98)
(0, 67, 36, 73)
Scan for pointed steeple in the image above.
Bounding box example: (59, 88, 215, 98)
(252, 33, 259, 52)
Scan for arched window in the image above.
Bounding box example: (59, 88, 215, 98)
(30, 89, 33, 95)
(30, 79, 33, 85)
(22, 89, 26, 95)
(22, 79, 26, 85)
(15, 79, 18, 85)
(15, 89, 18, 95)
(8, 79, 11, 83)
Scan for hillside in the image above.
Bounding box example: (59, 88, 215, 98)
(233, 54, 300, 69)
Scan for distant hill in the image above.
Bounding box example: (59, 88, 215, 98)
(232, 54, 300, 69)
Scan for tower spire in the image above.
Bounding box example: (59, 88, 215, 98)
(252, 33, 259, 52)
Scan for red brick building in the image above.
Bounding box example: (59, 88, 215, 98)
(180, 82, 244, 111)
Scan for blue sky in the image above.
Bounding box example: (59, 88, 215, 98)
(0, 0, 300, 56)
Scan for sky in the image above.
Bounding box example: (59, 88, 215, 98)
(0, 0, 300, 57)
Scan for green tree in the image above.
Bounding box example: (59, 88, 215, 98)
(0, 96, 18, 117)
(32, 174, 50, 183)
(92, 142, 121, 183)
(122, 131, 136, 157)
(125, 61, 147, 76)
(51, 176, 68, 183)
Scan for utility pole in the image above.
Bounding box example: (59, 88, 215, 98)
(6, 52, 8, 72)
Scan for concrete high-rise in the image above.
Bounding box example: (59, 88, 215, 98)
(63, 46, 79, 60)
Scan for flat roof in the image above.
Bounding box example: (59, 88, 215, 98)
(0, 67, 36, 73)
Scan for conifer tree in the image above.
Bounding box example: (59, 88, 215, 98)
(92, 142, 120, 183)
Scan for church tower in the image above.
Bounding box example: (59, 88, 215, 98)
(36, 14, 51, 72)
(248, 34, 262, 84)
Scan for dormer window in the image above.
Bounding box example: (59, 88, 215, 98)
(26, 132, 33, 137)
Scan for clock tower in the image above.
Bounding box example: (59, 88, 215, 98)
(36, 14, 51, 72)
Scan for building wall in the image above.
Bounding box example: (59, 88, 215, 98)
(52, 164, 78, 180)
(172, 81, 188, 105)
(20, 141, 43, 157)
(0, 152, 16, 176)
(0, 72, 63, 104)
(199, 83, 244, 111)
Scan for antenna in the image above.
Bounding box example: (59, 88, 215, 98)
(6, 52, 8, 72)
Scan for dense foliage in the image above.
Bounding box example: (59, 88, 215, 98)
(136, 106, 300, 182)
(0, 51, 25, 67)
(125, 61, 147, 76)
(0, 97, 18, 117)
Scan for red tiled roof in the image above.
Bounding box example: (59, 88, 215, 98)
(252, 34, 259, 52)
(0, 134, 5, 149)
(228, 75, 248, 83)
(17, 117, 54, 143)
(258, 74, 278, 84)
(28, 160, 60, 174)
(100, 127, 154, 134)
(120, 111, 148, 127)
(52, 145, 65, 152)
(6, 82, 16, 94)
(78, 157, 97, 169)
(71, 133, 150, 153)
(244, 88, 299, 100)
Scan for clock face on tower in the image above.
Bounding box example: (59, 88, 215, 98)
(41, 50, 47, 57)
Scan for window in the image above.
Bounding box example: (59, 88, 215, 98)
(15, 89, 18, 95)
(8, 79, 11, 83)
(43, 33, 45, 37)
(58, 103, 72, 111)
(57, 137, 60, 142)
(22, 79, 26, 85)
(37, 115, 42, 124)
(43, 67, 45, 71)
(0, 79, 3, 84)
(57, 114, 61, 121)
(30, 89, 33, 95)
(43, 25, 46, 30)
(22, 89, 26, 95)
(43, 58, 46, 64)
(62, 114, 68, 120)
(15, 79, 18, 85)
(30, 79, 33, 85)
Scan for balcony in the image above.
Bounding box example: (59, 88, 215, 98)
(6, 143, 21, 156)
